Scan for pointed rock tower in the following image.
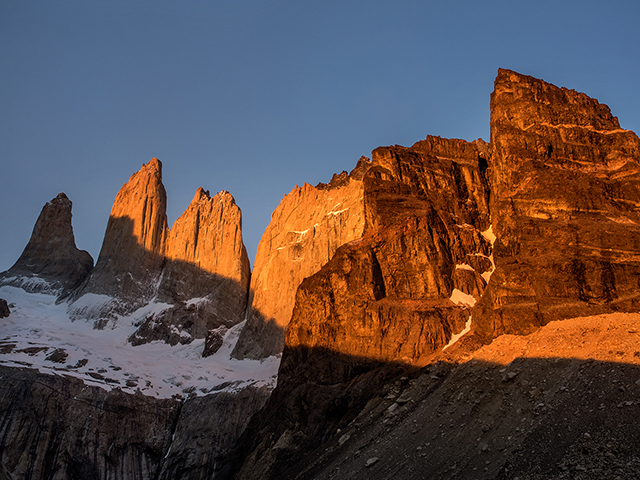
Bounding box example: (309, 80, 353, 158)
(130, 188, 251, 345)
(0, 193, 93, 296)
(68, 158, 251, 343)
(68, 158, 168, 325)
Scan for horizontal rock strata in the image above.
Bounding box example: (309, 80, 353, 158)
(474, 68, 640, 338)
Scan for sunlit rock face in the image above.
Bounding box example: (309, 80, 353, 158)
(286, 136, 492, 370)
(67, 159, 250, 343)
(132, 188, 251, 345)
(68, 158, 169, 324)
(231, 157, 372, 360)
(231, 137, 492, 480)
(474, 68, 640, 339)
(0, 193, 93, 296)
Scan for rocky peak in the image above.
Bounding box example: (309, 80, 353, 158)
(65, 158, 251, 344)
(68, 158, 168, 323)
(131, 187, 251, 345)
(0, 192, 93, 296)
(232, 159, 372, 360)
(492, 68, 623, 133)
(474, 69, 640, 339)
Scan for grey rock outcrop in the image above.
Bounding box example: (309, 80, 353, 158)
(0, 299, 9, 318)
(0, 366, 271, 480)
(0, 193, 93, 296)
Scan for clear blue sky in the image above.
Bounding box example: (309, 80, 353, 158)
(1, 1, 639, 271)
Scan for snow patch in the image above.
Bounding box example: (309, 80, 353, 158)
(455, 264, 475, 271)
(186, 297, 209, 308)
(0, 286, 280, 399)
(449, 289, 477, 307)
(327, 208, 349, 216)
(481, 226, 496, 246)
(443, 315, 473, 350)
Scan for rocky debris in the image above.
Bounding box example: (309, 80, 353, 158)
(239, 313, 640, 480)
(232, 156, 372, 360)
(203, 325, 229, 357)
(474, 68, 640, 340)
(44, 347, 68, 363)
(0, 365, 271, 480)
(0, 193, 93, 297)
(67, 159, 250, 343)
(0, 299, 9, 318)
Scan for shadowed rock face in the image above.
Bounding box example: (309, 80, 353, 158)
(0, 299, 9, 318)
(232, 157, 372, 360)
(474, 68, 640, 339)
(0, 193, 93, 296)
(0, 366, 271, 480)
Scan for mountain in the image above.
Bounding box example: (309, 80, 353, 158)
(1, 69, 640, 480)
(67, 158, 250, 344)
(474, 68, 640, 339)
(224, 70, 640, 479)
(232, 157, 371, 359)
(0, 192, 93, 296)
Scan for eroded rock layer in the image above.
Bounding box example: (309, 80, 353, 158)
(0, 193, 93, 296)
(474, 69, 640, 339)
(232, 157, 371, 359)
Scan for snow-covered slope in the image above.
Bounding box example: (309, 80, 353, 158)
(0, 285, 279, 399)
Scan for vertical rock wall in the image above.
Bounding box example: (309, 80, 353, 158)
(474, 69, 640, 338)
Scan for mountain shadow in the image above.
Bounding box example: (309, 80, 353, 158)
(65, 214, 257, 347)
(221, 315, 640, 480)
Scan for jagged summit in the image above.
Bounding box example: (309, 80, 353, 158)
(0, 192, 93, 295)
(61, 158, 251, 344)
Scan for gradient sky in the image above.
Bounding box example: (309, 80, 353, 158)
(1, 1, 639, 271)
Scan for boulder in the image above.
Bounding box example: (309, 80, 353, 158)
(0, 299, 9, 318)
